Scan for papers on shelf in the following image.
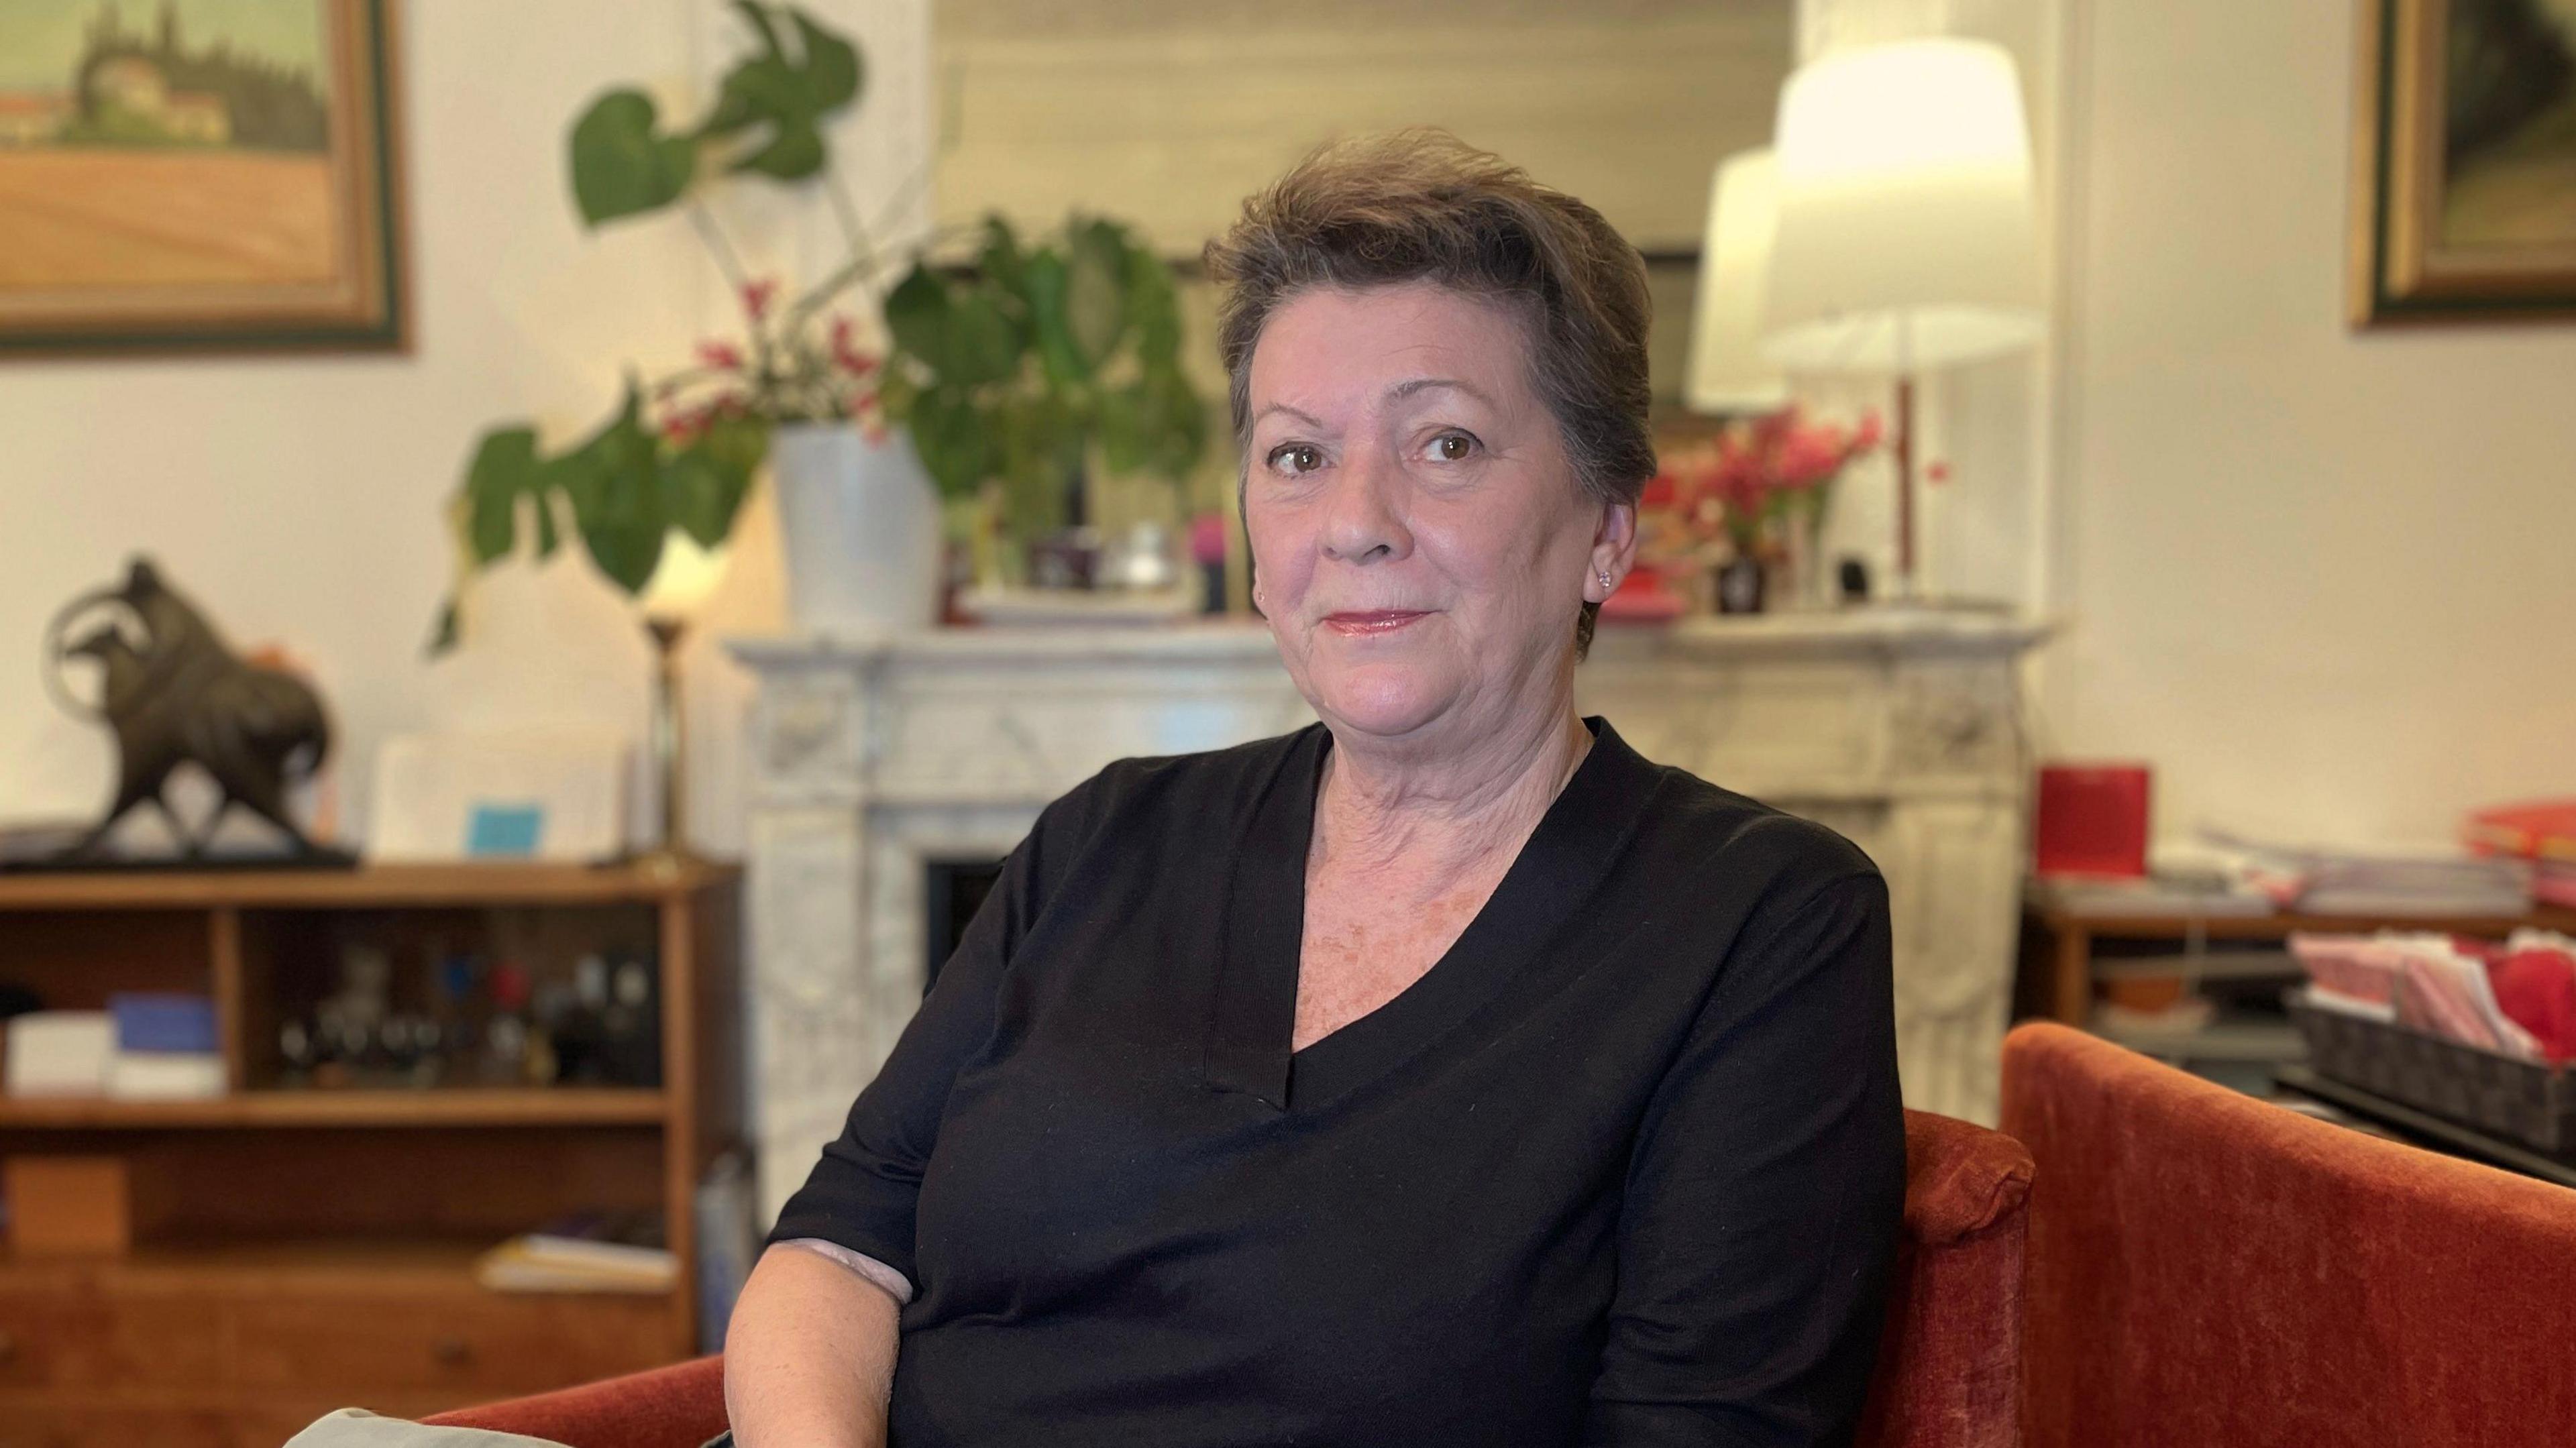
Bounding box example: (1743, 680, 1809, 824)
(2199, 830, 2532, 917)
(475, 1209, 676, 1294)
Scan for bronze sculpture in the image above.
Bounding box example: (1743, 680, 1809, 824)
(41, 558, 341, 863)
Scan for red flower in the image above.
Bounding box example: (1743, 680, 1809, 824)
(742, 278, 777, 321)
(695, 340, 744, 370)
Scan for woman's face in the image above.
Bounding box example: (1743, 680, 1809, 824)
(1244, 281, 1634, 753)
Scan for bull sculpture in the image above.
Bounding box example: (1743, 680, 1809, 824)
(43, 558, 337, 862)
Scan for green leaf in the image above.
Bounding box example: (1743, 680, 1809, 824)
(908, 386, 994, 498)
(1125, 246, 1182, 361)
(552, 390, 667, 594)
(787, 7, 862, 112)
(977, 215, 1026, 293)
(1064, 220, 1129, 366)
(568, 90, 696, 225)
(462, 426, 541, 565)
(729, 117, 826, 179)
(944, 284, 1026, 387)
(883, 266, 951, 370)
(662, 414, 767, 547)
(1022, 249, 1087, 386)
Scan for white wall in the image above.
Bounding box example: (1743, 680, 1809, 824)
(2042, 0, 2576, 846)
(0, 0, 927, 855)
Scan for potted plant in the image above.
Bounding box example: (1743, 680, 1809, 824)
(1663, 406, 1880, 614)
(876, 214, 1210, 594)
(434, 1, 934, 649)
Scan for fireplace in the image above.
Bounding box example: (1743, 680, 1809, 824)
(923, 857, 1005, 994)
(732, 618, 2047, 1219)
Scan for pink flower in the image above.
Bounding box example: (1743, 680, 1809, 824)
(742, 278, 777, 321)
(695, 340, 744, 370)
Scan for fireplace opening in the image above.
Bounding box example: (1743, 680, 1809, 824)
(923, 857, 1007, 995)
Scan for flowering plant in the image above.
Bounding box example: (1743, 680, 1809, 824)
(1660, 406, 1882, 557)
(434, 3, 890, 652)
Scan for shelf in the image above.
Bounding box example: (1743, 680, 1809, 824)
(2096, 1020, 2306, 1062)
(2094, 950, 2302, 981)
(0, 1088, 668, 1129)
(2033, 901, 2576, 938)
(0, 1235, 681, 1297)
(0, 859, 737, 912)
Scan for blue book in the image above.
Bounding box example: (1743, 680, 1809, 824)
(108, 993, 218, 1056)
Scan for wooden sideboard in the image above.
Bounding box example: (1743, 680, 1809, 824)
(732, 612, 2050, 1219)
(0, 862, 739, 1447)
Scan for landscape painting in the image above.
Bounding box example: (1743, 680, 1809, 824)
(0, 0, 404, 353)
(2355, 0, 2576, 323)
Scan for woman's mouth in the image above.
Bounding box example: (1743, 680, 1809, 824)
(1322, 610, 1430, 637)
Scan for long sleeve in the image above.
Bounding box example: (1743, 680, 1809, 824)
(1582, 870, 1907, 1448)
(764, 782, 1097, 1287)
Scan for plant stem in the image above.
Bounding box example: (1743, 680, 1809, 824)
(688, 200, 756, 304)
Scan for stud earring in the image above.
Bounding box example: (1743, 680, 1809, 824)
(1597, 568, 1613, 592)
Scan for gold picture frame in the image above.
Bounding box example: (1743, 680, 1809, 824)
(0, 0, 407, 355)
(2352, 0, 2576, 325)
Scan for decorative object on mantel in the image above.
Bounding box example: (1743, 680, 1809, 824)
(0, 0, 406, 355)
(877, 212, 1211, 599)
(1651, 406, 1881, 614)
(28, 558, 345, 870)
(2351, 0, 2576, 325)
(1761, 38, 2043, 601)
(433, 3, 929, 649)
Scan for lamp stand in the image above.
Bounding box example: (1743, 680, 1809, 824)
(635, 614, 696, 875)
(1892, 372, 1919, 600)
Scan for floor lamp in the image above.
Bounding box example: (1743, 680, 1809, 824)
(1759, 38, 2044, 601)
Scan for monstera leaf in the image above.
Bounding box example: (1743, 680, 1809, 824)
(568, 90, 698, 225)
(698, 2, 863, 181)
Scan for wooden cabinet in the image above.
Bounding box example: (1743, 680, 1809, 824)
(0, 863, 741, 1446)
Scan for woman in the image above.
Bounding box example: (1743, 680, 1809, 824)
(726, 131, 1904, 1448)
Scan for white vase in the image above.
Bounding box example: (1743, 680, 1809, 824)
(769, 422, 942, 634)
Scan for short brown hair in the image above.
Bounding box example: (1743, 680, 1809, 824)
(1205, 129, 1656, 652)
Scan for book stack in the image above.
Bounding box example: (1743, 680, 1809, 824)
(2467, 800, 2576, 910)
(105, 993, 224, 1100)
(475, 1209, 677, 1294)
(3, 1011, 114, 1096)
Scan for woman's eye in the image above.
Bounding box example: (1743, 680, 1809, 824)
(1268, 444, 1322, 476)
(1426, 433, 1477, 462)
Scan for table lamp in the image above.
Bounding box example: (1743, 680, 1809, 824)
(1760, 37, 2043, 599)
(1685, 147, 1789, 414)
(635, 531, 730, 869)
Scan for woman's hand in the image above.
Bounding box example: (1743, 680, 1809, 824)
(724, 1243, 902, 1448)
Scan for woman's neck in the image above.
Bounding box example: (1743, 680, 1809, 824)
(1312, 706, 1593, 893)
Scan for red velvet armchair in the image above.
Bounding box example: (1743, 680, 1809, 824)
(426, 1109, 2033, 1447)
(2001, 1021, 2576, 1448)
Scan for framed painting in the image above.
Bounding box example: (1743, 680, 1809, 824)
(2353, 0, 2576, 324)
(0, 0, 406, 355)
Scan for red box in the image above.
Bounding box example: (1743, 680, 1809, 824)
(2034, 764, 2152, 878)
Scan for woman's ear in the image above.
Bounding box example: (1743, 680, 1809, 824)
(1589, 500, 1640, 600)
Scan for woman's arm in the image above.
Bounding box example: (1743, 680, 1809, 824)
(724, 1244, 902, 1448)
(1584, 868, 1907, 1447)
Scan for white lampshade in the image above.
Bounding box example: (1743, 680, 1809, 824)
(639, 531, 731, 620)
(1762, 38, 2043, 374)
(1685, 148, 1789, 414)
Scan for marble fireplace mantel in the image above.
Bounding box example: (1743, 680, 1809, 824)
(731, 612, 2050, 1218)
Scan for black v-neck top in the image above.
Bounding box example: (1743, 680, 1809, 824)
(771, 720, 1904, 1447)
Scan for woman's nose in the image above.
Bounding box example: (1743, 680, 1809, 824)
(1318, 448, 1413, 565)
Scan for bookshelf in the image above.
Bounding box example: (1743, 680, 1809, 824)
(0, 861, 741, 1445)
